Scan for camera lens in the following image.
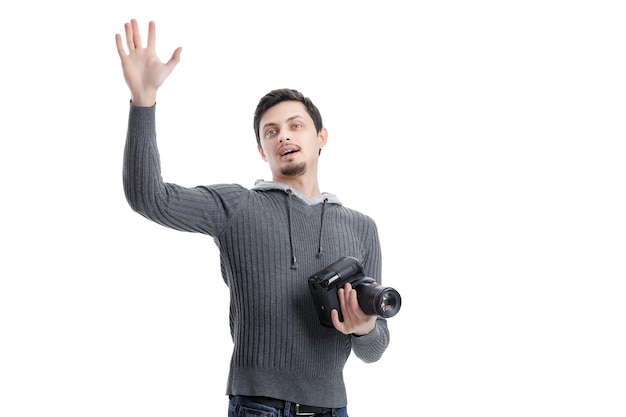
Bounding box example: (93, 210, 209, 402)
(356, 284, 402, 318)
(378, 289, 401, 317)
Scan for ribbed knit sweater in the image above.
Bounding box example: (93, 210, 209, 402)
(122, 103, 390, 408)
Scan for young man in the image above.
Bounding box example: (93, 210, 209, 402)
(116, 19, 390, 417)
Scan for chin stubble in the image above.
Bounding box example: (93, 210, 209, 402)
(280, 162, 306, 177)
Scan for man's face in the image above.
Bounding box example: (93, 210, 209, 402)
(257, 101, 327, 178)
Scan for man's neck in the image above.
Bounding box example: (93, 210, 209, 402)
(274, 176, 321, 199)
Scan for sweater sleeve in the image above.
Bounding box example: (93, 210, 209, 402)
(350, 215, 391, 362)
(122, 103, 247, 236)
(351, 318, 390, 363)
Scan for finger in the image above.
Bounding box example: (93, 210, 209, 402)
(124, 21, 134, 51)
(340, 287, 359, 325)
(337, 287, 347, 315)
(115, 33, 126, 59)
(344, 283, 359, 312)
(348, 289, 363, 319)
(342, 290, 357, 323)
(166, 46, 183, 69)
(147, 21, 156, 50)
(131, 19, 142, 49)
(330, 309, 348, 334)
(345, 285, 360, 318)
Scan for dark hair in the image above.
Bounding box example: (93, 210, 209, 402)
(253, 88, 324, 146)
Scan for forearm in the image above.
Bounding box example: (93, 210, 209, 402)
(351, 218, 390, 361)
(351, 318, 390, 363)
(122, 103, 193, 231)
(123, 102, 162, 216)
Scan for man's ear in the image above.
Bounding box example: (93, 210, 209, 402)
(258, 145, 267, 161)
(318, 127, 328, 153)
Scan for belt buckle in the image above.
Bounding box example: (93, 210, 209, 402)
(294, 404, 316, 416)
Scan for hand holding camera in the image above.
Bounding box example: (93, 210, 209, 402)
(308, 256, 402, 328)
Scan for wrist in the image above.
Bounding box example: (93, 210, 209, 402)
(130, 90, 157, 107)
(353, 322, 376, 337)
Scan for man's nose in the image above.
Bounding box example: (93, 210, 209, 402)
(278, 132, 290, 143)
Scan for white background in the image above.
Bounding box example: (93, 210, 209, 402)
(1, 1, 625, 416)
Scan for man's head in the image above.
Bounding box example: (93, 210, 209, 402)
(254, 89, 324, 147)
(254, 89, 328, 181)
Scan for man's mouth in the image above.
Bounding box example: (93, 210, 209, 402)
(279, 146, 299, 158)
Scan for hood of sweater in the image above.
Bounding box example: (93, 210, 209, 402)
(252, 180, 342, 205)
(252, 179, 342, 269)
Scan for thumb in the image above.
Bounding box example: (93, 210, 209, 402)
(165, 47, 183, 70)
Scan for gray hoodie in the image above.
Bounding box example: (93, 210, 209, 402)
(123, 103, 390, 408)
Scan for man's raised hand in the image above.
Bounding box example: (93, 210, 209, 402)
(115, 19, 182, 106)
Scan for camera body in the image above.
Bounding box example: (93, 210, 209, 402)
(308, 256, 402, 328)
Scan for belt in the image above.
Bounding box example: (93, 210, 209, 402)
(235, 395, 332, 416)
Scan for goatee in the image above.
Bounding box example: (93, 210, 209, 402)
(281, 162, 306, 177)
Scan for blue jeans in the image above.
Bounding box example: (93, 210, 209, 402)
(228, 395, 349, 417)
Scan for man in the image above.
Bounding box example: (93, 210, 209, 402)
(116, 19, 390, 417)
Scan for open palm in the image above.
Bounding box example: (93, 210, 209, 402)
(115, 19, 182, 106)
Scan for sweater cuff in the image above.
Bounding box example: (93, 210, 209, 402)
(129, 100, 157, 109)
(351, 323, 380, 342)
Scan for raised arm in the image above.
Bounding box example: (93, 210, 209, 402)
(115, 19, 182, 106)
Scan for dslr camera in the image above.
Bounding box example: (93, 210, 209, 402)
(308, 256, 402, 328)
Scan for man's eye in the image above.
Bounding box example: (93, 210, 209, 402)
(265, 129, 276, 137)
(293, 123, 302, 129)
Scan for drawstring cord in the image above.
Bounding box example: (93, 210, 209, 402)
(286, 190, 298, 269)
(317, 198, 328, 257)
(286, 191, 328, 269)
